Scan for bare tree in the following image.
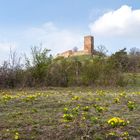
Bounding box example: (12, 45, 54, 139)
(129, 47, 140, 56)
(73, 46, 78, 52)
(96, 45, 108, 56)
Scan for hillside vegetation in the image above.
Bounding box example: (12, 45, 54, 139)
(0, 47, 140, 88)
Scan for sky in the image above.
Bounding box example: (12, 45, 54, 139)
(0, 0, 140, 62)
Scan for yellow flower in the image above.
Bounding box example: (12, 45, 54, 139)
(72, 96, 80, 100)
(14, 132, 19, 140)
(114, 97, 120, 103)
(107, 117, 129, 127)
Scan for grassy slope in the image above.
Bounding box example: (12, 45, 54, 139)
(0, 87, 140, 140)
(124, 73, 140, 87)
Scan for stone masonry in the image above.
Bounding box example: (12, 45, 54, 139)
(84, 35, 94, 54)
(57, 35, 94, 57)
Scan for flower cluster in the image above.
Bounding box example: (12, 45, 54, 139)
(72, 96, 80, 100)
(114, 97, 120, 103)
(14, 132, 20, 140)
(94, 104, 106, 113)
(2, 94, 13, 103)
(107, 131, 129, 139)
(63, 114, 74, 122)
(82, 106, 90, 112)
(107, 117, 129, 127)
(127, 101, 136, 111)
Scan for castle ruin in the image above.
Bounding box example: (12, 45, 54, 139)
(57, 35, 94, 57)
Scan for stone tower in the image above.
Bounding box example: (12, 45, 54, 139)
(84, 35, 94, 54)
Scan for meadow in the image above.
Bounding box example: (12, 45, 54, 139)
(0, 87, 140, 140)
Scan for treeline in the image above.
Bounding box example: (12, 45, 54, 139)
(0, 47, 140, 88)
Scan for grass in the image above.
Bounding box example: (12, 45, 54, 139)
(124, 73, 140, 86)
(0, 87, 140, 140)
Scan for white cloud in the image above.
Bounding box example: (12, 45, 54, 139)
(24, 22, 83, 55)
(89, 5, 140, 38)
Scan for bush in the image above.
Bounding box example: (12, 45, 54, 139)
(0, 46, 139, 88)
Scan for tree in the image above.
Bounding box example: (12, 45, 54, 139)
(0, 49, 23, 88)
(25, 46, 52, 86)
(95, 45, 108, 57)
(110, 48, 129, 72)
(129, 47, 140, 56)
(73, 46, 78, 52)
(67, 57, 82, 85)
(47, 57, 69, 87)
(128, 47, 140, 72)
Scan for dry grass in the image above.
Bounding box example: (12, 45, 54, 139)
(0, 87, 140, 140)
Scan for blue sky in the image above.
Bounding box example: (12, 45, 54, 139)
(0, 0, 140, 62)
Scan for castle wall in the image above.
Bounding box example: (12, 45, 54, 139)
(57, 50, 73, 57)
(72, 51, 90, 56)
(57, 35, 94, 58)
